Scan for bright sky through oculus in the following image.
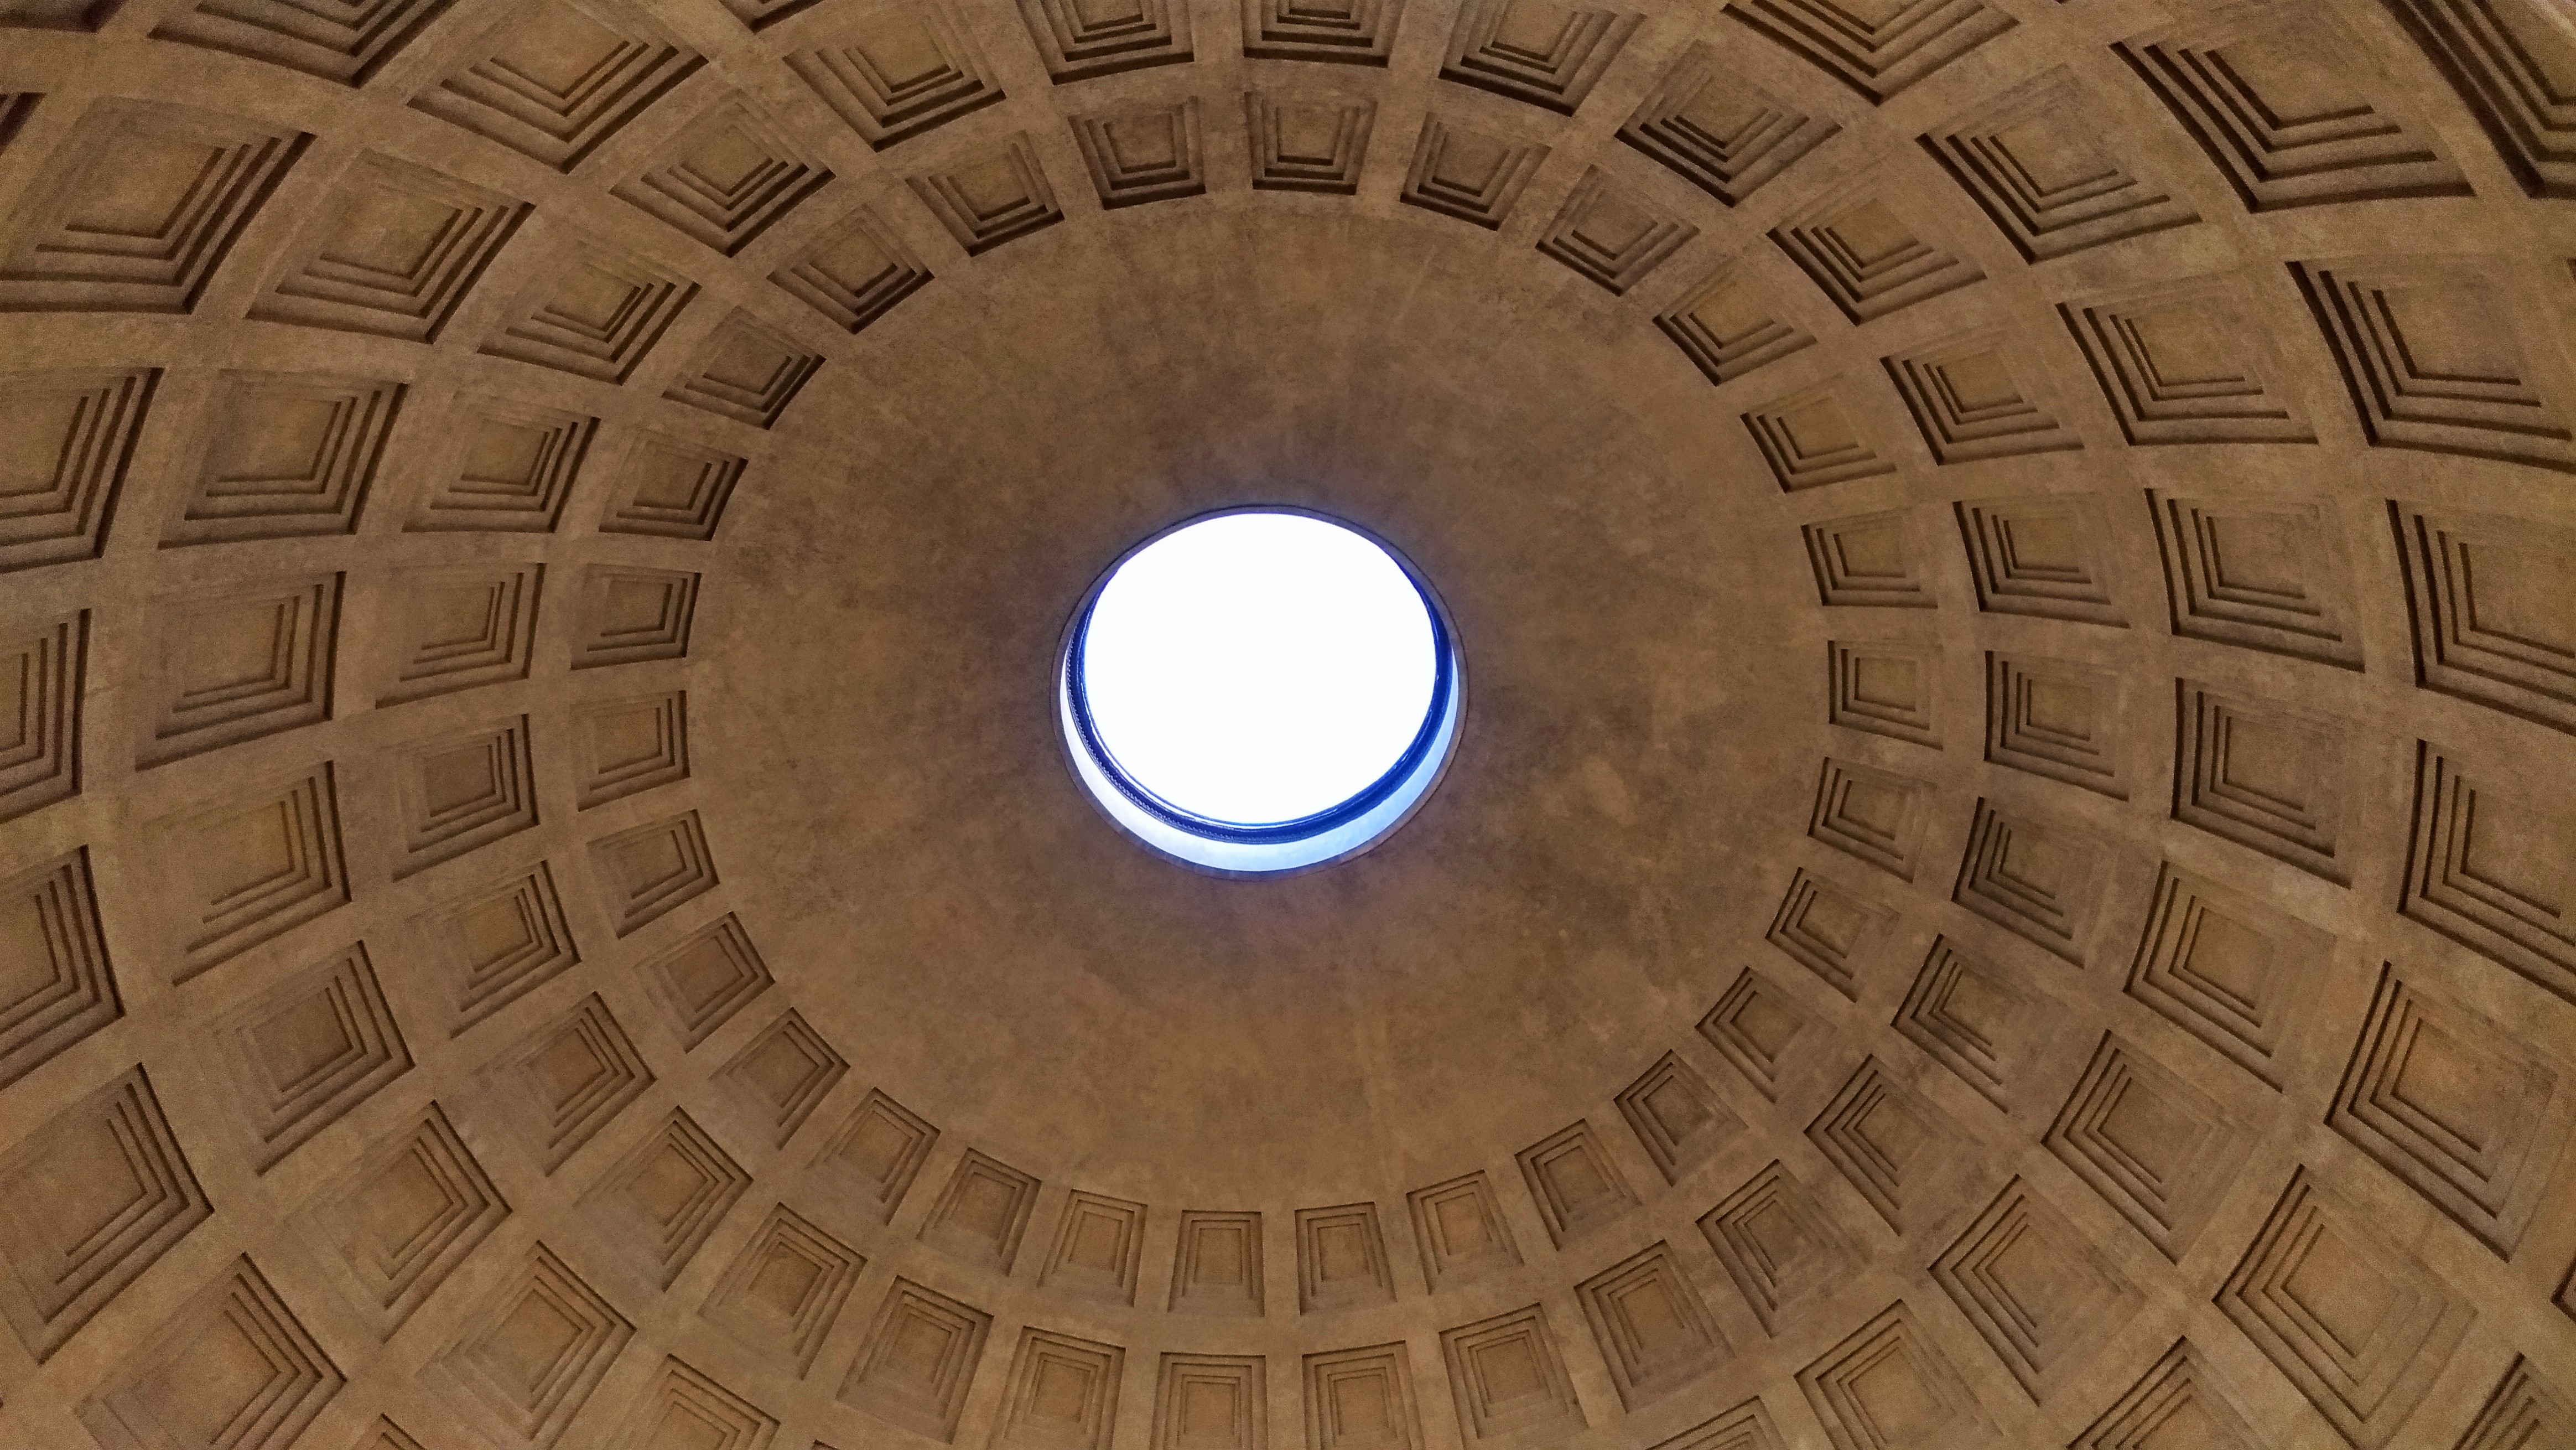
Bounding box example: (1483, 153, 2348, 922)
(1081, 513, 1437, 826)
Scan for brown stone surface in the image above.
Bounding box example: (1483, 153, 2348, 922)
(1, 0, 2573, 1447)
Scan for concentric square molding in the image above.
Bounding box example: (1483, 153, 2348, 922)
(2045, 1033, 2251, 1262)
(1071, 97, 1207, 209)
(1807, 755, 1930, 881)
(2059, 277, 2313, 447)
(1747, 382, 1898, 493)
(1803, 509, 1932, 610)
(579, 1106, 751, 1289)
(1304, 1342, 1421, 1450)
(411, 0, 704, 172)
(408, 396, 594, 535)
(1697, 1159, 1856, 1337)
(601, 434, 746, 537)
(771, 205, 933, 334)
(1886, 336, 2083, 464)
(296, 1102, 508, 1339)
(994, 1327, 1123, 1450)
(1171, 1209, 1262, 1315)
(0, 1065, 211, 1360)
(0, 366, 156, 573)
(1930, 1177, 2138, 1402)
(574, 563, 699, 669)
(1826, 638, 1936, 748)
(643, 913, 773, 1048)
(152, 0, 456, 85)
(614, 1358, 778, 1450)
(1794, 1301, 1998, 1450)
(378, 561, 544, 706)
(920, 1147, 1040, 1271)
(0, 100, 308, 314)
(575, 689, 689, 809)
(1406, 1169, 1519, 1291)
(480, 238, 698, 384)
(1438, 1303, 1584, 1442)
(909, 133, 1065, 256)
(1985, 653, 2125, 798)
(1241, 0, 1399, 65)
(1535, 167, 1693, 294)
(1041, 1189, 1146, 1304)
(1399, 117, 1547, 230)
(438, 1241, 634, 1448)
(2294, 256, 2576, 475)
(0, 610, 84, 825)
(2172, 681, 2350, 883)
(789, 1, 1005, 150)
(1770, 184, 1983, 325)
(415, 861, 580, 1033)
(158, 762, 351, 981)
(485, 991, 653, 1172)
(1723, 0, 2013, 103)
(1951, 797, 2106, 967)
(1893, 936, 2040, 1112)
(700, 1203, 864, 1376)
(2385, 0, 2576, 200)
(1155, 1354, 1264, 1450)
(718, 1007, 846, 1147)
(664, 309, 825, 428)
(136, 571, 341, 767)
(211, 941, 412, 1170)
(162, 372, 402, 546)
(2115, 2, 2470, 211)
(1766, 867, 1892, 998)
(1698, 966, 1808, 1100)
(2070, 1339, 2263, 1450)
(1953, 495, 2125, 627)
(2150, 491, 2362, 670)
(1805, 1057, 1971, 1235)
(2125, 862, 2326, 1090)
(1437, 0, 1638, 116)
(2453, 1356, 2575, 1450)
(1247, 92, 1374, 195)
(1614, 1050, 1742, 1183)
(1516, 1117, 1635, 1245)
(2328, 965, 2573, 1257)
(1920, 69, 2198, 263)
(1013, 0, 1192, 83)
(1656, 263, 1815, 387)
(615, 96, 831, 257)
(2391, 502, 2576, 734)
(250, 152, 527, 341)
(79, 1256, 341, 1450)
(839, 1277, 990, 1441)
(1296, 1203, 1393, 1311)
(0, 848, 120, 1089)
(1640, 1399, 1784, 1450)
(1620, 44, 1835, 207)
(2215, 1168, 2474, 1448)
(2401, 742, 2576, 1004)
(588, 809, 718, 935)
(818, 1087, 937, 1221)
(1575, 1242, 1727, 1408)
(390, 714, 539, 880)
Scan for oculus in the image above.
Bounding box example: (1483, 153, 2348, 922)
(1058, 509, 1462, 875)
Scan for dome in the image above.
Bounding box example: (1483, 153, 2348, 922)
(0, 1, 2572, 1448)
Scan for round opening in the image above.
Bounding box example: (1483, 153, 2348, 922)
(1058, 509, 1463, 876)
